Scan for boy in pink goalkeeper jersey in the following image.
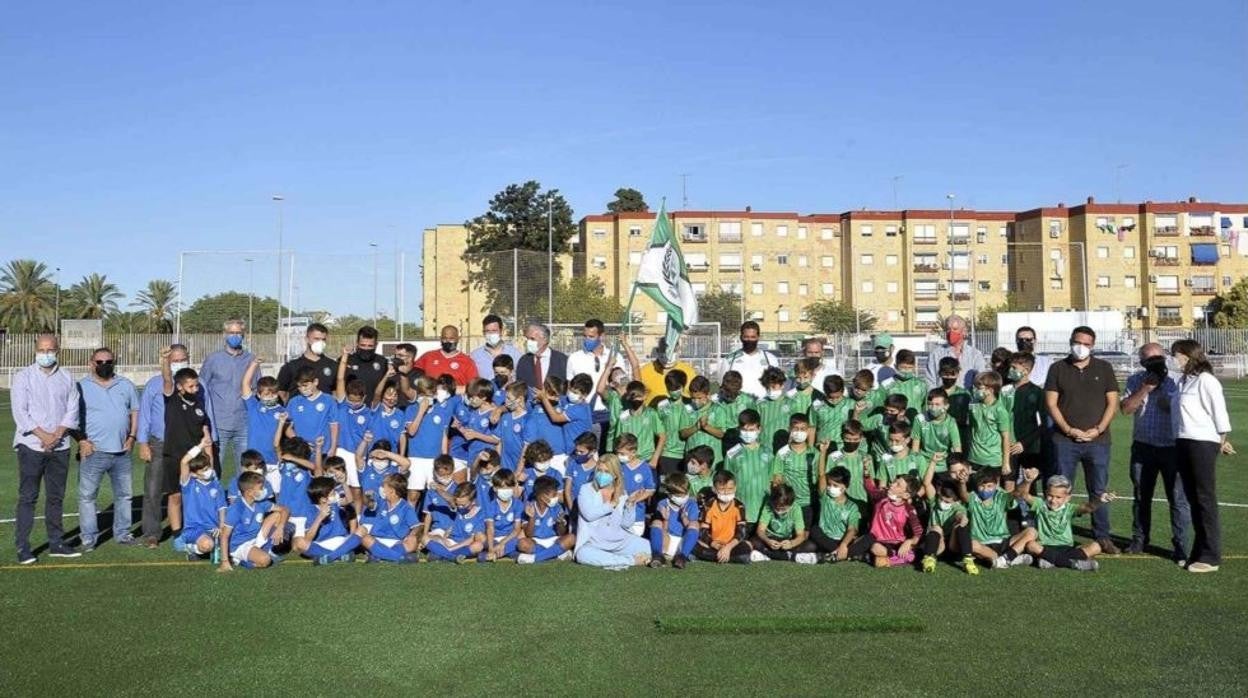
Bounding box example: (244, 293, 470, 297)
(861, 471, 923, 568)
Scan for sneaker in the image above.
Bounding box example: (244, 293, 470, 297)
(80, 540, 97, 554)
(922, 556, 937, 573)
(1188, 562, 1219, 573)
(48, 545, 82, 558)
(962, 556, 980, 575)
(116, 535, 138, 546)
(17, 552, 37, 565)
(1172, 551, 1188, 567)
(1038, 558, 1056, 570)
(1097, 538, 1121, 555)
(992, 555, 1009, 570)
(557, 550, 573, 562)
(749, 550, 770, 563)
(1071, 559, 1100, 572)
(1009, 553, 1034, 568)
(672, 554, 688, 569)
(142, 536, 160, 550)
(794, 552, 818, 565)
(314, 555, 331, 566)
(1125, 540, 1145, 555)
(516, 553, 537, 565)
(820, 552, 839, 564)
(888, 551, 915, 567)
(647, 558, 665, 569)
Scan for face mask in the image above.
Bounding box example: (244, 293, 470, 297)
(484, 332, 502, 347)
(796, 379, 811, 390)
(457, 504, 473, 514)
(494, 375, 509, 389)
(1016, 338, 1035, 353)
(718, 390, 736, 403)
(739, 430, 759, 445)
(973, 388, 988, 402)
(667, 390, 682, 401)
(873, 348, 889, 362)
(618, 454, 632, 466)
(35, 352, 58, 368)
(766, 388, 783, 401)
(627, 398, 644, 411)
(896, 370, 914, 380)
(594, 471, 614, 488)
(94, 363, 116, 380)
(741, 339, 758, 353)
(941, 377, 957, 389)
(533, 460, 551, 472)
(717, 492, 735, 503)
(298, 385, 316, 398)
(883, 413, 897, 424)
(887, 493, 903, 503)
(195, 469, 214, 482)
(1007, 368, 1024, 382)
(495, 488, 514, 502)
(310, 340, 326, 355)
(441, 341, 457, 354)
(790, 430, 808, 443)
(842, 441, 860, 453)
(434, 475, 453, 486)
(928, 406, 947, 419)
(827, 485, 844, 498)
(976, 489, 995, 501)
(225, 334, 244, 349)
(569, 451, 591, 466)
(567, 392, 585, 404)
(328, 493, 341, 506)
(582, 338, 601, 352)
(774, 508, 792, 518)
(686, 462, 703, 475)
(851, 388, 866, 399)
(889, 443, 905, 454)
(938, 500, 952, 511)
(669, 495, 688, 507)
(946, 330, 964, 346)
(1070, 343, 1091, 361)
(372, 459, 389, 472)
(1168, 355, 1187, 373)
(170, 361, 190, 374)
(435, 388, 450, 403)
(525, 339, 540, 354)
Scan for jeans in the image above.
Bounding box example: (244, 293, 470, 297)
(1129, 442, 1190, 556)
(1052, 437, 1112, 539)
(214, 426, 249, 478)
(1175, 438, 1222, 566)
(140, 438, 166, 539)
(78, 451, 134, 545)
(15, 445, 70, 555)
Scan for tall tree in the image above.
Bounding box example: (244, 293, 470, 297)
(463, 181, 575, 322)
(974, 293, 1027, 331)
(529, 277, 627, 324)
(697, 290, 744, 333)
(180, 291, 288, 333)
(65, 272, 123, 319)
(0, 258, 57, 332)
(803, 299, 877, 334)
(1210, 277, 1248, 328)
(132, 279, 178, 333)
(606, 187, 649, 213)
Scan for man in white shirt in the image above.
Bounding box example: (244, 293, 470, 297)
(718, 321, 779, 399)
(800, 337, 841, 390)
(1014, 325, 1053, 388)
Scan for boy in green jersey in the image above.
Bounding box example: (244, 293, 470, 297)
(812, 375, 853, 451)
(882, 349, 928, 416)
(721, 408, 774, 524)
(937, 357, 972, 444)
(1006, 352, 1045, 474)
(849, 369, 887, 414)
(920, 473, 977, 574)
(812, 465, 862, 563)
(959, 468, 1028, 570)
(616, 380, 666, 470)
(874, 420, 930, 486)
(857, 393, 916, 460)
(967, 371, 1012, 478)
(787, 357, 822, 418)
(683, 445, 716, 506)
(679, 376, 727, 467)
(772, 412, 818, 526)
(1013, 468, 1115, 571)
(654, 369, 691, 476)
(756, 366, 794, 453)
(750, 483, 817, 563)
(821, 420, 872, 503)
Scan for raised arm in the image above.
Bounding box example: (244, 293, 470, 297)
(241, 356, 261, 399)
(335, 345, 352, 402)
(160, 347, 174, 396)
(576, 484, 615, 522)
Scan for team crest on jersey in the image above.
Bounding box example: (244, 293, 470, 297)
(782, 404, 790, 413)
(349, 364, 358, 372)
(195, 408, 204, 417)
(450, 361, 459, 370)
(506, 513, 514, 522)
(390, 419, 400, 429)
(433, 415, 442, 425)
(295, 472, 305, 483)
(513, 424, 522, 433)
(296, 405, 304, 412)
(315, 402, 325, 412)
(373, 362, 381, 371)
(389, 514, 400, 525)
(323, 367, 332, 376)
(479, 418, 489, 428)
(464, 523, 475, 532)
(209, 488, 219, 498)
(356, 415, 367, 425)
(633, 473, 642, 483)
(254, 513, 263, 523)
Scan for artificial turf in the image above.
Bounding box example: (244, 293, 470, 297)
(1, 385, 1246, 695)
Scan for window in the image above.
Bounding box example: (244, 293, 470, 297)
(592, 255, 607, 269)
(914, 224, 937, 243)
(952, 280, 971, 296)
(885, 281, 898, 294)
(1097, 246, 1109, 259)
(718, 221, 742, 243)
(655, 310, 667, 324)
(798, 283, 808, 296)
(860, 254, 874, 265)
(751, 254, 764, 269)
(1051, 278, 1064, 289)
(976, 226, 987, 243)
(1157, 306, 1182, 325)
(777, 281, 789, 295)
(915, 280, 939, 298)
(592, 228, 607, 239)
(999, 226, 1008, 237)
(628, 252, 642, 266)
(821, 255, 835, 268)
(797, 255, 809, 268)
(719, 282, 743, 295)
(751, 282, 763, 295)
(1000, 280, 1009, 292)
(1152, 245, 1178, 259)
(750, 222, 764, 237)
(718, 253, 742, 270)
(1096, 216, 1110, 227)
(887, 310, 900, 322)
(1156, 275, 1179, 294)
(1048, 220, 1062, 237)
(796, 226, 807, 240)
(1221, 244, 1231, 257)
(1124, 275, 1137, 288)
(820, 227, 834, 240)
(776, 253, 789, 266)
(1124, 246, 1136, 259)
(1192, 275, 1216, 294)
(777, 308, 791, 323)
(691, 282, 706, 295)
(915, 308, 940, 325)
(1096, 275, 1110, 288)
(1224, 276, 1234, 288)
(628, 226, 642, 237)
(799, 308, 810, 322)
(977, 254, 988, 265)
(776, 225, 788, 238)
(861, 281, 874, 293)
(950, 223, 970, 241)
(861, 225, 873, 237)
(821, 282, 835, 296)
(749, 310, 764, 321)
(685, 252, 708, 270)
(951, 252, 970, 270)
(914, 254, 938, 270)
(682, 223, 706, 242)
(979, 280, 991, 291)
(885, 254, 898, 266)
(886, 225, 898, 237)
(1001, 254, 1010, 265)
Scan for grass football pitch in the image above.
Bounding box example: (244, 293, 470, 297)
(1, 386, 1246, 695)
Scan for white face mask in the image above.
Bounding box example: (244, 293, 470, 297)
(767, 388, 783, 400)
(35, 352, 58, 368)
(195, 469, 214, 482)
(789, 430, 808, 444)
(889, 443, 905, 453)
(533, 460, 551, 472)
(310, 340, 327, 355)
(1070, 343, 1091, 361)
(484, 332, 502, 347)
(568, 392, 585, 404)
(717, 492, 735, 503)
(435, 388, 450, 403)
(887, 493, 903, 503)
(170, 361, 190, 374)
(372, 459, 389, 472)
(547, 496, 561, 508)
(938, 500, 952, 511)
(495, 488, 514, 502)
(739, 430, 759, 445)
(669, 495, 688, 507)
(826, 485, 844, 498)
(525, 339, 540, 354)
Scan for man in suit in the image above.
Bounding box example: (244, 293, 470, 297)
(516, 322, 567, 397)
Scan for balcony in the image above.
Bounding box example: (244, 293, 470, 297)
(1190, 226, 1217, 237)
(949, 236, 971, 246)
(912, 236, 938, 245)
(1152, 257, 1180, 266)
(912, 263, 939, 273)
(951, 292, 972, 301)
(1157, 316, 1183, 327)
(914, 291, 940, 300)
(1155, 289, 1181, 296)
(687, 262, 710, 272)
(1154, 226, 1179, 237)
(1192, 286, 1217, 296)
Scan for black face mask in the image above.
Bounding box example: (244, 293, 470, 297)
(1016, 338, 1035, 353)
(741, 339, 758, 353)
(842, 441, 860, 453)
(941, 377, 957, 389)
(95, 364, 115, 380)
(873, 348, 890, 362)
(627, 398, 645, 411)
(356, 349, 375, 362)
(441, 341, 456, 354)
(1142, 356, 1167, 378)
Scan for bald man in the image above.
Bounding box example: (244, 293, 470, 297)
(414, 324, 479, 387)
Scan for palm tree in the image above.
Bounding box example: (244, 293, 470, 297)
(65, 273, 124, 319)
(0, 259, 56, 332)
(132, 279, 177, 333)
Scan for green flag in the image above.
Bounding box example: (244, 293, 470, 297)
(632, 202, 699, 357)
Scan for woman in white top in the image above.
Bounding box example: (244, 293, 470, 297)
(1170, 340, 1234, 573)
(574, 454, 651, 570)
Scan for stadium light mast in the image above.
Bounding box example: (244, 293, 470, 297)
(53, 266, 61, 331)
(547, 195, 554, 324)
(370, 242, 379, 327)
(272, 195, 285, 356)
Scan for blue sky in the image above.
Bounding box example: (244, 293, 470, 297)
(2, 0, 1245, 320)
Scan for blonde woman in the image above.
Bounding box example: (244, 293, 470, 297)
(574, 454, 651, 569)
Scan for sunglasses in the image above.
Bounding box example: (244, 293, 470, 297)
(93, 359, 115, 366)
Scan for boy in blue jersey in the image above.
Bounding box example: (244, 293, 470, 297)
(360, 473, 422, 563)
(495, 382, 538, 470)
(241, 359, 286, 471)
(367, 381, 407, 452)
(517, 475, 574, 563)
(616, 433, 656, 536)
(404, 375, 455, 506)
(490, 354, 514, 405)
(354, 436, 409, 513)
(560, 374, 595, 454)
(563, 432, 599, 511)
(292, 476, 361, 565)
(419, 455, 459, 545)
(483, 469, 524, 561)
(444, 374, 473, 469)
(322, 457, 354, 518)
(470, 450, 502, 506)
(529, 376, 570, 473)
(285, 367, 339, 459)
(331, 365, 372, 493)
(228, 450, 274, 504)
(218, 471, 284, 572)
(275, 435, 321, 541)
(454, 379, 500, 469)
(519, 440, 557, 501)
(179, 437, 227, 560)
(425, 480, 487, 562)
(648, 472, 700, 569)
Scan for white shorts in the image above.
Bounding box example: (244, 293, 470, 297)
(407, 457, 436, 490)
(336, 448, 361, 488)
(288, 516, 308, 539)
(428, 528, 447, 538)
(317, 535, 351, 552)
(230, 533, 268, 565)
(664, 536, 680, 558)
(264, 465, 282, 494)
(549, 454, 568, 477)
(373, 536, 400, 548)
(533, 536, 558, 548)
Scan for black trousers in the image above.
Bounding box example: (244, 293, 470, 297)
(693, 540, 752, 563)
(140, 438, 166, 540)
(657, 456, 684, 478)
(748, 535, 816, 560)
(809, 526, 843, 553)
(15, 445, 70, 554)
(1175, 438, 1222, 565)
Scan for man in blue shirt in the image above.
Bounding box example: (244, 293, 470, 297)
(75, 347, 140, 550)
(198, 319, 257, 478)
(469, 314, 522, 381)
